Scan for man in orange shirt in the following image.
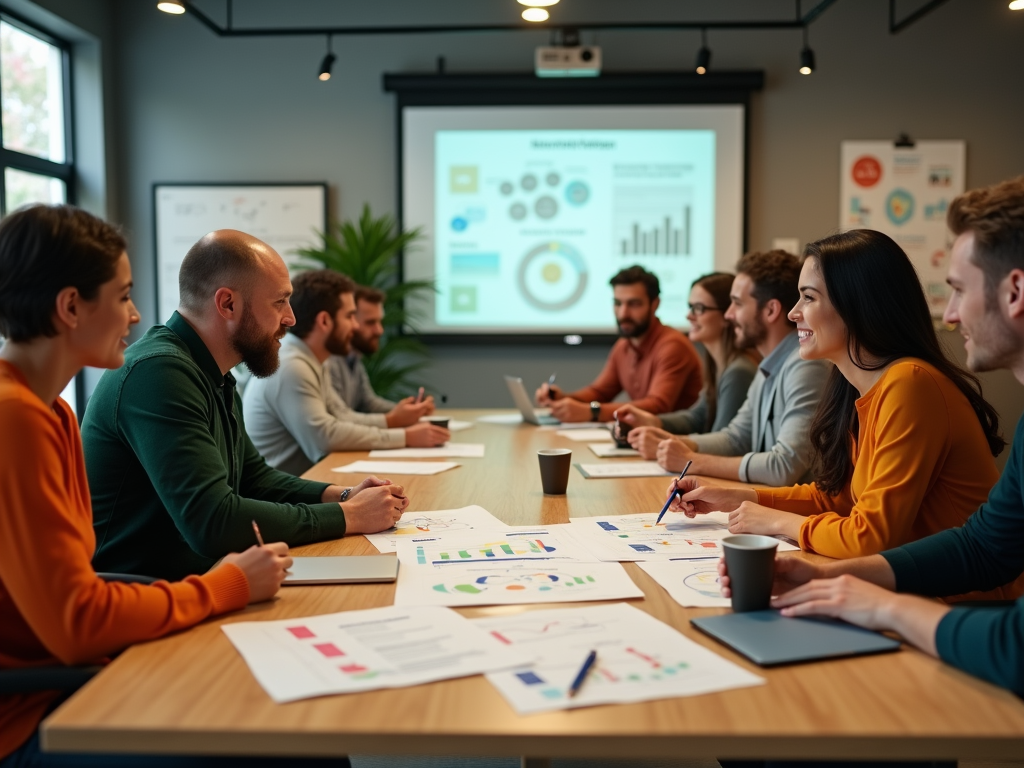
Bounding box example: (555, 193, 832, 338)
(534, 265, 702, 423)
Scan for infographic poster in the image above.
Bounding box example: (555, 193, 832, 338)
(434, 130, 716, 329)
(839, 141, 965, 316)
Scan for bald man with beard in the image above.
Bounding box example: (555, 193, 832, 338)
(83, 230, 409, 582)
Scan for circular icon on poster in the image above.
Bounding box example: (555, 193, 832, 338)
(546, 172, 561, 187)
(518, 241, 588, 311)
(565, 181, 590, 206)
(885, 188, 915, 226)
(521, 173, 538, 191)
(450, 216, 468, 232)
(499, 181, 514, 195)
(534, 195, 558, 219)
(509, 202, 527, 221)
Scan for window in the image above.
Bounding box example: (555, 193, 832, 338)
(0, 14, 77, 411)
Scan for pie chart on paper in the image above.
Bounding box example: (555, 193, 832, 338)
(517, 241, 589, 311)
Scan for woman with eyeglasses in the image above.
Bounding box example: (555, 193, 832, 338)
(669, 231, 1021, 600)
(615, 272, 758, 438)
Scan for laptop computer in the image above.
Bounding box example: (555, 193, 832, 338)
(504, 375, 560, 426)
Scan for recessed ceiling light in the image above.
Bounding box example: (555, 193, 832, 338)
(157, 1, 185, 14)
(518, 0, 559, 6)
(522, 8, 550, 22)
(1010, 0, 1024, 9)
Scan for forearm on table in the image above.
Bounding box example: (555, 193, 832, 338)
(820, 554, 897, 590)
(689, 452, 743, 480)
(878, 593, 950, 656)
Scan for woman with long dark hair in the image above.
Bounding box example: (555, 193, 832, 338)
(673, 231, 1021, 599)
(615, 272, 758, 437)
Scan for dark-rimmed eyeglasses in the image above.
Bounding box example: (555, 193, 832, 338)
(688, 303, 722, 316)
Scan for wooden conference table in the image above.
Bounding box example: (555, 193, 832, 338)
(43, 410, 1024, 763)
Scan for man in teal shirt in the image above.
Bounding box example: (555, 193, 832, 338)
(712, 176, 1024, 697)
(84, 230, 408, 581)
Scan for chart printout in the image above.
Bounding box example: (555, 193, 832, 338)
(638, 559, 731, 608)
(476, 603, 763, 713)
(222, 606, 527, 703)
(364, 505, 509, 553)
(397, 528, 599, 567)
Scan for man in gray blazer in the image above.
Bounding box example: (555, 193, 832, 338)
(629, 250, 829, 486)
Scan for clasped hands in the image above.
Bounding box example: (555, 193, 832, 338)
(534, 383, 594, 422)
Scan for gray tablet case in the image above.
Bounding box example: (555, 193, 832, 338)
(283, 556, 399, 586)
(691, 610, 901, 666)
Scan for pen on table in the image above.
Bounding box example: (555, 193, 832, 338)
(654, 460, 693, 526)
(251, 520, 265, 547)
(567, 650, 598, 699)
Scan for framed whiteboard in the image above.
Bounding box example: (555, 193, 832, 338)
(153, 183, 328, 324)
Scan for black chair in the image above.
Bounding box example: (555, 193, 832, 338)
(0, 572, 158, 696)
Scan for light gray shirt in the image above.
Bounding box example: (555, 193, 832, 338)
(324, 352, 397, 415)
(660, 355, 759, 435)
(242, 335, 405, 475)
(689, 331, 830, 485)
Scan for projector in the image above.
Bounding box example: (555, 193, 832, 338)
(534, 46, 601, 78)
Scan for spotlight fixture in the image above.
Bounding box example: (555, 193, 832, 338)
(799, 27, 815, 75)
(517, 0, 559, 5)
(1011, 0, 1024, 9)
(522, 8, 549, 22)
(318, 35, 335, 81)
(695, 29, 710, 75)
(156, 0, 185, 13)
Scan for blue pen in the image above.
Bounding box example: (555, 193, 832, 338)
(567, 649, 597, 698)
(655, 460, 693, 526)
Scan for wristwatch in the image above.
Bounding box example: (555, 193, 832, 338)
(340, 487, 352, 503)
(590, 401, 601, 422)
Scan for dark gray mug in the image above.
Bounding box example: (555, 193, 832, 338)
(538, 448, 572, 495)
(722, 534, 779, 612)
(426, 417, 449, 429)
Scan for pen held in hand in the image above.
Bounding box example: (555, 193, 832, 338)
(654, 460, 693, 526)
(251, 519, 265, 547)
(567, 649, 597, 699)
(548, 372, 557, 386)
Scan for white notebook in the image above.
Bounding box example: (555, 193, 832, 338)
(282, 556, 399, 585)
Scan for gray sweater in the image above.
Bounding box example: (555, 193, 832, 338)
(324, 352, 396, 414)
(660, 355, 758, 435)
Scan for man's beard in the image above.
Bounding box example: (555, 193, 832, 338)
(617, 313, 652, 339)
(734, 316, 768, 351)
(351, 330, 380, 356)
(963, 308, 1021, 373)
(325, 324, 351, 357)
(233, 307, 284, 379)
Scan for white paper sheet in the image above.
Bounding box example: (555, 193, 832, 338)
(419, 417, 474, 432)
(222, 605, 527, 703)
(557, 428, 614, 442)
(476, 603, 764, 714)
(476, 413, 523, 424)
(588, 443, 640, 458)
(638, 559, 730, 607)
(576, 462, 674, 478)
(363, 505, 509, 553)
(368, 443, 485, 458)
(567, 513, 798, 562)
(332, 461, 459, 476)
(397, 528, 600, 568)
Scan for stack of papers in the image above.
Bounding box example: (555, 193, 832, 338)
(368, 443, 485, 458)
(222, 605, 528, 703)
(476, 603, 764, 714)
(364, 505, 509, 553)
(332, 460, 459, 476)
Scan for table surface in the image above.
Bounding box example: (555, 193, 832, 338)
(42, 410, 1024, 760)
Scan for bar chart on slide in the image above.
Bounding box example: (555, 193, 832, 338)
(614, 185, 694, 256)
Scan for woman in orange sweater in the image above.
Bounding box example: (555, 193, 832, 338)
(0, 206, 339, 767)
(674, 230, 1020, 599)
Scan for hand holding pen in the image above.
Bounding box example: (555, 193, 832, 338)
(655, 460, 693, 525)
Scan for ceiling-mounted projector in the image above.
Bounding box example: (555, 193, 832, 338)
(534, 45, 601, 77)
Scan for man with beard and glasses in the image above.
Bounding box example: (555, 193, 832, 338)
(323, 285, 435, 423)
(82, 231, 410, 582)
(629, 250, 829, 485)
(534, 265, 702, 423)
(243, 270, 450, 475)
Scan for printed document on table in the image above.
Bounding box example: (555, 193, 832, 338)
(419, 417, 474, 432)
(475, 603, 764, 714)
(332, 460, 459, 476)
(638, 559, 730, 607)
(222, 605, 528, 703)
(588, 443, 640, 458)
(476, 413, 523, 424)
(575, 462, 674, 478)
(557, 428, 614, 442)
(368, 443, 485, 458)
(568, 512, 798, 561)
(364, 505, 509, 553)
(396, 528, 600, 567)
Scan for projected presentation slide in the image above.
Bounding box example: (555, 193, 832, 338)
(403, 106, 744, 335)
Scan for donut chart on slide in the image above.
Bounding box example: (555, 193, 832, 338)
(517, 241, 589, 311)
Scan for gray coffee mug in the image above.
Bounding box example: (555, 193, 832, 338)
(721, 534, 779, 612)
(538, 448, 572, 495)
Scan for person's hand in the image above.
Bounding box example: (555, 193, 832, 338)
(772, 574, 901, 631)
(727, 501, 801, 537)
(385, 397, 433, 428)
(535, 383, 562, 406)
(349, 476, 408, 507)
(672, 479, 757, 515)
(628, 426, 673, 458)
(549, 396, 591, 423)
(342, 483, 409, 534)
(613, 404, 662, 429)
(220, 542, 292, 603)
(404, 422, 450, 447)
(718, 553, 822, 599)
(655, 436, 698, 471)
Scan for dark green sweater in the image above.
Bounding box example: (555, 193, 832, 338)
(83, 312, 346, 581)
(882, 413, 1024, 696)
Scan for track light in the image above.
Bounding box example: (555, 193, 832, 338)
(1011, 1, 1024, 9)
(695, 29, 710, 75)
(522, 8, 549, 21)
(799, 27, 815, 75)
(318, 35, 335, 81)
(156, 1, 185, 13)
